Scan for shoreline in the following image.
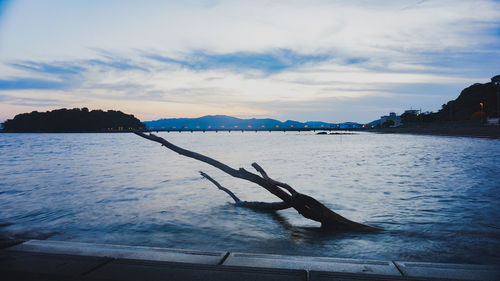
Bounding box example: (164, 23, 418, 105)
(372, 124, 500, 139)
(2, 124, 500, 139)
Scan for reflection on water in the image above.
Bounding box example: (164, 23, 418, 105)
(0, 132, 499, 264)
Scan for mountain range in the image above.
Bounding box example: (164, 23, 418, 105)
(144, 115, 364, 130)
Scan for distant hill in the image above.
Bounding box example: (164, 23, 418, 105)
(144, 115, 363, 130)
(2, 108, 145, 132)
(368, 119, 381, 125)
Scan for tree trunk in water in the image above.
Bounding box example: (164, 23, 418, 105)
(134, 131, 379, 231)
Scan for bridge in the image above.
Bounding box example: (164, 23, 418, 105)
(146, 125, 370, 133)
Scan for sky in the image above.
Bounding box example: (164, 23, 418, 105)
(0, 0, 499, 123)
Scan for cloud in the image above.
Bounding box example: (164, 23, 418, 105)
(0, 77, 70, 90)
(144, 49, 330, 75)
(2, 1, 499, 60)
(0, 93, 63, 107)
(0, 53, 152, 91)
(85, 58, 149, 72)
(11, 61, 85, 75)
(0, 45, 494, 122)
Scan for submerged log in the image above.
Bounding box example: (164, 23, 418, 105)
(134, 131, 379, 231)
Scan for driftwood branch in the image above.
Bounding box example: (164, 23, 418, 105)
(135, 131, 379, 231)
(252, 162, 297, 196)
(134, 131, 292, 203)
(199, 171, 241, 203)
(200, 171, 290, 211)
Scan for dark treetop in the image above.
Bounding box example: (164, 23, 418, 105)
(1, 108, 145, 132)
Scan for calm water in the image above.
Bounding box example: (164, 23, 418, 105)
(1, 132, 499, 264)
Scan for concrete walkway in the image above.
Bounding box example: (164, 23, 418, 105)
(1, 240, 498, 281)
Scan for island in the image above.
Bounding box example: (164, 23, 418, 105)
(1, 108, 145, 132)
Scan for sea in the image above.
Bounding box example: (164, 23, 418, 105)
(1, 131, 499, 264)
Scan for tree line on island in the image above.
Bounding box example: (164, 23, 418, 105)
(1, 108, 145, 132)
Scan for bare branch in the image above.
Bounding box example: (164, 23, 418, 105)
(251, 162, 271, 179)
(200, 171, 241, 203)
(237, 201, 290, 211)
(200, 171, 291, 211)
(251, 162, 297, 196)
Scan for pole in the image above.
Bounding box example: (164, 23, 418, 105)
(491, 75, 500, 121)
(494, 82, 500, 119)
(480, 102, 484, 124)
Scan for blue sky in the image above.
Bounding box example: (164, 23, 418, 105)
(0, 0, 499, 123)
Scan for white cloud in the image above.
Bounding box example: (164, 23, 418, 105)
(2, 0, 499, 59)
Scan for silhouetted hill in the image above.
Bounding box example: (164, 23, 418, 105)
(436, 81, 499, 121)
(144, 115, 362, 130)
(400, 78, 499, 124)
(2, 108, 145, 132)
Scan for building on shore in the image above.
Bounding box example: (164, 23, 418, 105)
(380, 112, 401, 127)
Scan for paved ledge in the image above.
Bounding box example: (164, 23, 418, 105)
(395, 261, 500, 281)
(0, 250, 113, 281)
(81, 258, 306, 281)
(223, 252, 401, 276)
(7, 239, 226, 265)
(0, 240, 499, 281)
